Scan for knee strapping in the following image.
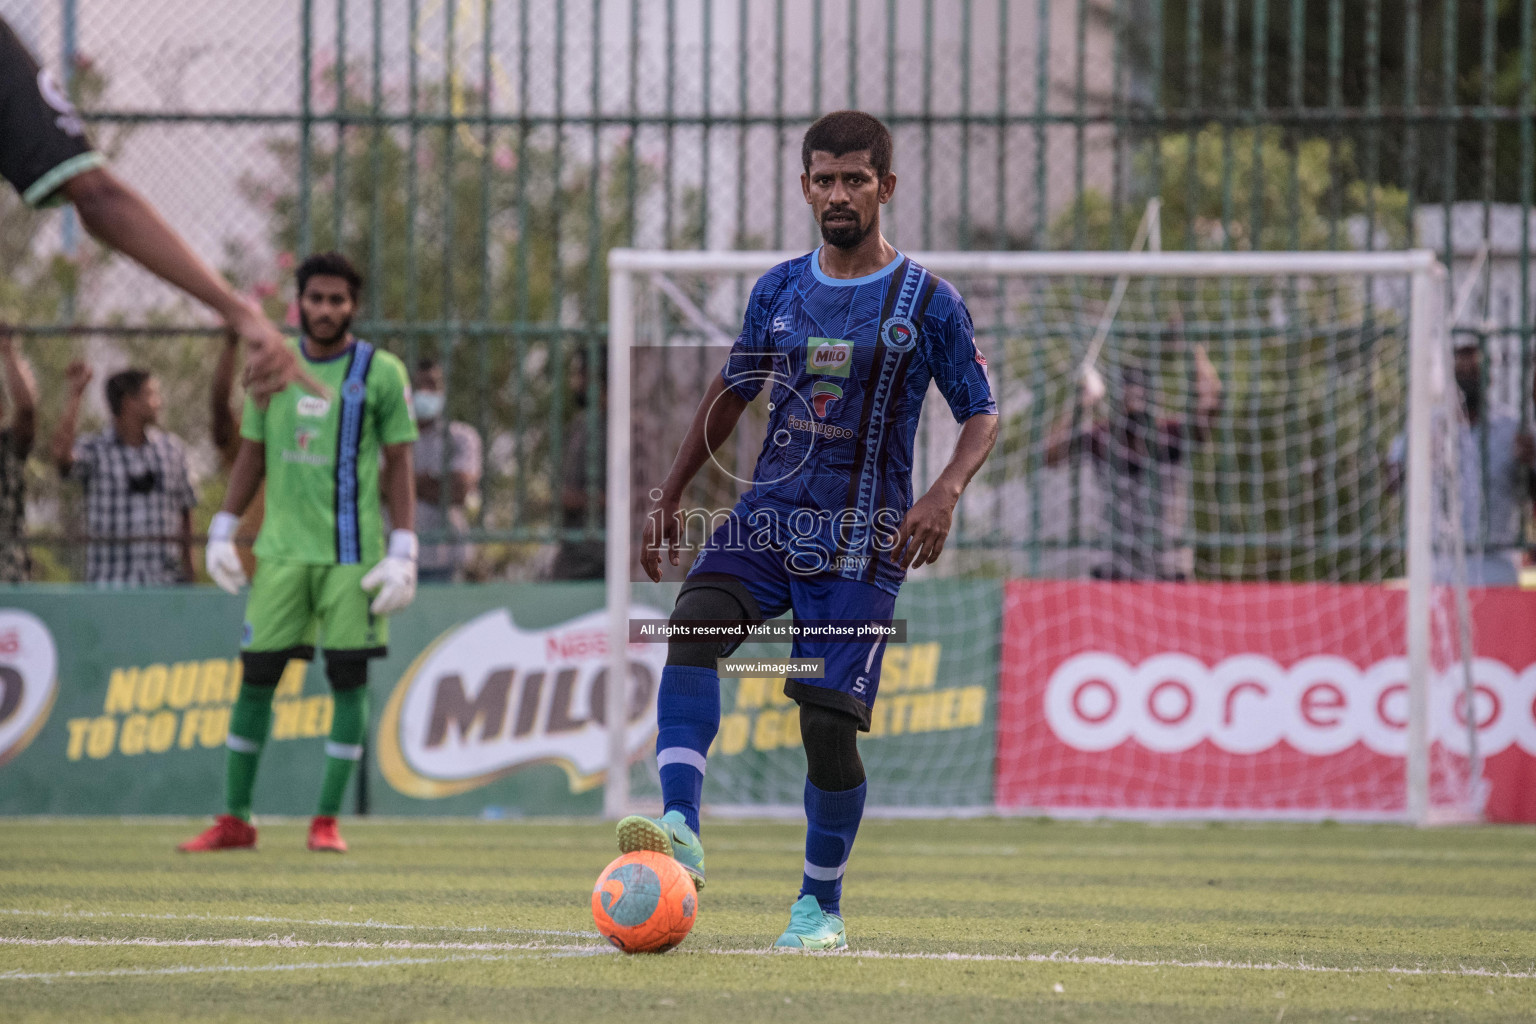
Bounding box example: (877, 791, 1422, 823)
(666, 582, 753, 669)
(799, 702, 865, 791)
(324, 658, 369, 692)
(240, 651, 291, 688)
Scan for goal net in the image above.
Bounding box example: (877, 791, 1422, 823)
(604, 249, 1480, 823)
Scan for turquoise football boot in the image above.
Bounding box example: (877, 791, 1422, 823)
(772, 894, 848, 951)
(616, 810, 706, 891)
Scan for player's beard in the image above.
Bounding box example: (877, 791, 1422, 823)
(301, 310, 353, 348)
(820, 207, 872, 250)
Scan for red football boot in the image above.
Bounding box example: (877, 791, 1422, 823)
(178, 814, 257, 852)
(307, 816, 348, 853)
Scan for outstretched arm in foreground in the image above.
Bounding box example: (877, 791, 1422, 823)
(61, 168, 315, 400)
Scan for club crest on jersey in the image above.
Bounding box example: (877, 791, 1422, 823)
(343, 379, 367, 400)
(811, 380, 843, 417)
(296, 395, 331, 418)
(880, 315, 917, 352)
(806, 337, 852, 377)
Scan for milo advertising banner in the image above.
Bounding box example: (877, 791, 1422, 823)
(0, 579, 998, 816)
(372, 597, 669, 816)
(0, 586, 314, 815)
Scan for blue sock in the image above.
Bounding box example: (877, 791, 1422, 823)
(654, 665, 720, 834)
(799, 778, 866, 917)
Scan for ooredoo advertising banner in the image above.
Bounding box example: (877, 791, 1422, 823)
(997, 581, 1536, 822)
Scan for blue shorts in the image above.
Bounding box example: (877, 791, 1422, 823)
(687, 540, 897, 731)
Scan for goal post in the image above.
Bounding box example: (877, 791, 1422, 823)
(606, 247, 1470, 824)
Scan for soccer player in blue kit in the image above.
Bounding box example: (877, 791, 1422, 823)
(625, 111, 999, 949)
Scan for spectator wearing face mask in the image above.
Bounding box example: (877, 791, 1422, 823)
(411, 359, 482, 583)
(51, 362, 198, 585)
(1389, 340, 1536, 586)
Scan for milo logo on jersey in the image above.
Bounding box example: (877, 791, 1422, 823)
(378, 607, 668, 798)
(807, 337, 852, 377)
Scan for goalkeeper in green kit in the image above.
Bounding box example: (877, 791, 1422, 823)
(180, 252, 418, 854)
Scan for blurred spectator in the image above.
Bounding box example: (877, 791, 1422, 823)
(550, 349, 606, 581)
(1046, 346, 1222, 581)
(50, 363, 198, 586)
(412, 358, 481, 583)
(211, 327, 264, 577)
(0, 328, 38, 582)
(1388, 340, 1535, 586)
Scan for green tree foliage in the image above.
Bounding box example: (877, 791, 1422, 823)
(230, 79, 665, 571)
(1054, 127, 1409, 252)
(1157, 0, 1532, 202)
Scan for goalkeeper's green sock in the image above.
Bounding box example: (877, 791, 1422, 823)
(317, 687, 368, 817)
(225, 682, 276, 822)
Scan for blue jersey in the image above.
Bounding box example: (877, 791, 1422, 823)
(714, 249, 996, 594)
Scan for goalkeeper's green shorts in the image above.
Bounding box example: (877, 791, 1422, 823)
(241, 560, 387, 659)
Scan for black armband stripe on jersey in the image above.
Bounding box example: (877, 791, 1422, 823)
(0, 18, 100, 205)
(21, 150, 105, 208)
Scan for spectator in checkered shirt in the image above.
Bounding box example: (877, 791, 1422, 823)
(50, 361, 198, 586)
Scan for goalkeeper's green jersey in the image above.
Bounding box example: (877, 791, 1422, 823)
(241, 338, 418, 565)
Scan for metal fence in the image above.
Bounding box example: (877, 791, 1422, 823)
(1, 0, 1531, 582)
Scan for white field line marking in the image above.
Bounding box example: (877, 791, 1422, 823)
(0, 936, 598, 953)
(0, 908, 596, 939)
(0, 952, 514, 983)
(696, 948, 1536, 979)
(5, 933, 1534, 981)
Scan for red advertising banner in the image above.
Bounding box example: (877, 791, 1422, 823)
(997, 581, 1536, 823)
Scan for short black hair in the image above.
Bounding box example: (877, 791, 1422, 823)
(801, 110, 893, 178)
(296, 251, 363, 301)
(106, 368, 152, 417)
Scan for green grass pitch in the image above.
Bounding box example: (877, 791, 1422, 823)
(2, 818, 1534, 1022)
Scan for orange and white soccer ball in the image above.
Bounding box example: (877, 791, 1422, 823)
(590, 850, 698, 953)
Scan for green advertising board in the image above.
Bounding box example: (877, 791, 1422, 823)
(0, 579, 999, 817)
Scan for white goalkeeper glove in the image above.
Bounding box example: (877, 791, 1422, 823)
(362, 530, 418, 616)
(205, 511, 247, 595)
